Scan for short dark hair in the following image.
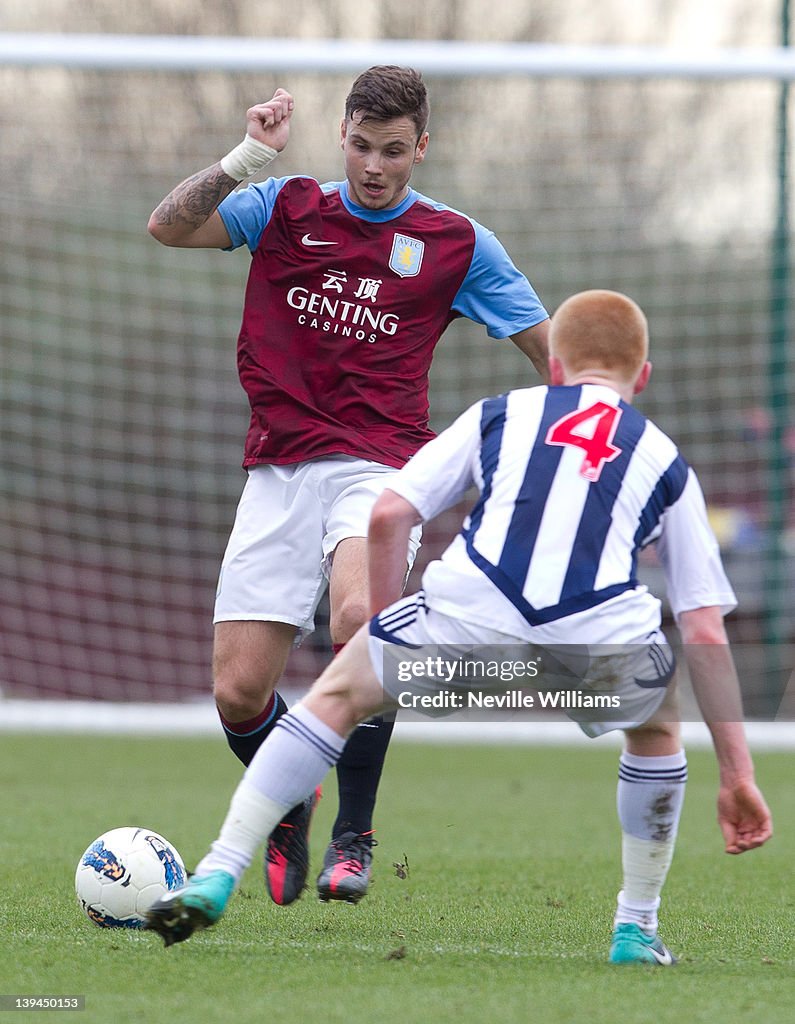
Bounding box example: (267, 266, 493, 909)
(344, 66, 429, 138)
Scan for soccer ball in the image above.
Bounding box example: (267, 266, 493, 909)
(75, 826, 186, 929)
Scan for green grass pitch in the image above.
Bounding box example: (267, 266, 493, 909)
(2, 733, 792, 1024)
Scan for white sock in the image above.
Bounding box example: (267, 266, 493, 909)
(615, 887, 661, 934)
(194, 704, 346, 883)
(194, 783, 285, 884)
(243, 702, 346, 807)
(614, 750, 687, 933)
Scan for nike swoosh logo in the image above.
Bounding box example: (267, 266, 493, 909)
(648, 945, 674, 965)
(301, 234, 339, 247)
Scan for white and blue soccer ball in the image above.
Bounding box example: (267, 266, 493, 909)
(75, 826, 186, 929)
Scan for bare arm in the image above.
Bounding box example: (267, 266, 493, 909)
(510, 318, 550, 382)
(148, 89, 294, 248)
(367, 489, 423, 615)
(679, 606, 773, 853)
(148, 167, 236, 248)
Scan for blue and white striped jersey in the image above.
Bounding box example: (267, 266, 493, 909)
(388, 384, 736, 644)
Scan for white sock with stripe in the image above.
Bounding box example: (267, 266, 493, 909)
(194, 704, 346, 883)
(614, 749, 687, 933)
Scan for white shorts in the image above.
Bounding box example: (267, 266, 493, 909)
(214, 456, 422, 637)
(367, 593, 675, 737)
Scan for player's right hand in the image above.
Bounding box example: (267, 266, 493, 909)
(717, 778, 773, 854)
(245, 89, 294, 153)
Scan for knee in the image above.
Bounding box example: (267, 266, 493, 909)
(212, 654, 275, 722)
(625, 719, 682, 757)
(329, 594, 370, 646)
(304, 639, 385, 734)
(211, 621, 295, 722)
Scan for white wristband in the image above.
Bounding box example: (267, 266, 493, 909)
(220, 135, 278, 180)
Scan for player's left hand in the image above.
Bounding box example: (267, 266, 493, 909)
(717, 778, 773, 854)
(245, 88, 294, 153)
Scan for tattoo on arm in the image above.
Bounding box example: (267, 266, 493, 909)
(151, 162, 238, 230)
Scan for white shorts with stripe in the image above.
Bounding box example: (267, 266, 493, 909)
(214, 456, 421, 638)
(367, 592, 675, 736)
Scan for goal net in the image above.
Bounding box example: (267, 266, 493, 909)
(1, 36, 792, 714)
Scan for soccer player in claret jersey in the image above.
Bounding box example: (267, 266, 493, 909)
(147, 290, 772, 961)
(147, 66, 549, 905)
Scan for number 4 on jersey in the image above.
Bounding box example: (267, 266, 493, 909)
(545, 401, 623, 482)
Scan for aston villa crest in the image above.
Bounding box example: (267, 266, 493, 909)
(389, 233, 424, 277)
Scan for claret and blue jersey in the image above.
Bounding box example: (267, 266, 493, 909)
(387, 383, 737, 646)
(217, 176, 548, 469)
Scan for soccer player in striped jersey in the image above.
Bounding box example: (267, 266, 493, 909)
(147, 289, 772, 960)
(147, 66, 550, 906)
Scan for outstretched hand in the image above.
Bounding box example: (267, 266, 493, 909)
(717, 778, 772, 854)
(245, 88, 294, 153)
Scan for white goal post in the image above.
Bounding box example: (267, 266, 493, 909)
(2, 32, 795, 78)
